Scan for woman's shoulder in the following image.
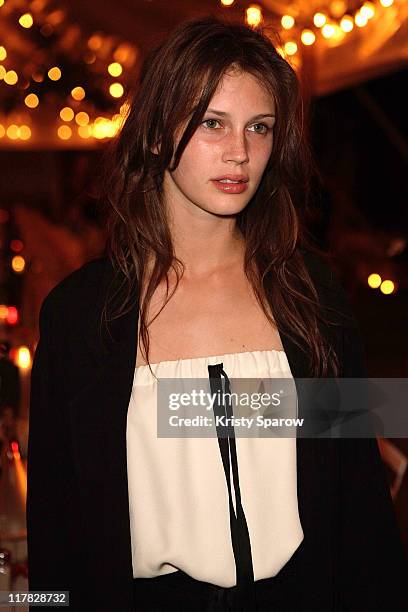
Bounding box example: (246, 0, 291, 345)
(300, 246, 358, 330)
(39, 255, 111, 331)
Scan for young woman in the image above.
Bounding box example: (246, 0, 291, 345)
(26, 16, 406, 612)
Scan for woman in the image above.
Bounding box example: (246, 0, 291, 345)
(26, 16, 406, 612)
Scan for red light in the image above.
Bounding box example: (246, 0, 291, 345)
(10, 239, 24, 253)
(0, 209, 9, 223)
(11, 441, 19, 453)
(6, 306, 19, 325)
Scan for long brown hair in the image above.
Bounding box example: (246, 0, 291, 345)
(100, 15, 341, 378)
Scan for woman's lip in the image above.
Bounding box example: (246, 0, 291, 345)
(211, 179, 249, 194)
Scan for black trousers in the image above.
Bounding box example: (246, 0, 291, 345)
(132, 559, 298, 611)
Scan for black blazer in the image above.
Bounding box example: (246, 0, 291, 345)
(26, 250, 407, 612)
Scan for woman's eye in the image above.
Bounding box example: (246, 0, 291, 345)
(202, 119, 220, 129)
(203, 119, 271, 134)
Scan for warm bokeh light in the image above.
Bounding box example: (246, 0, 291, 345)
(47, 9, 65, 26)
(108, 62, 123, 77)
(109, 82, 124, 98)
(12, 255, 25, 272)
(313, 12, 327, 28)
(10, 239, 23, 252)
(48, 66, 62, 80)
(361, 2, 376, 19)
(0, 209, 9, 223)
(0, 124, 5, 138)
(32, 72, 44, 83)
(281, 15, 295, 29)
(78, 125, 92, 139)
(6, 125, 19, 139)
(330, 0, 347, 18)
(92, 117, 117, 139)
(60, 106, 74, 121)
(245, 4, 262, 27)
(6, 306, 18, 325)
(284, 41, 298, 56)
(321, 23, 335, 38)
(367, 273, 382, 289)
(58, 125, 72, 139)
(380, 0, 393, 7)
(380, 280, 395, 294)
(16, 346, 31, 370)
(4, 70, 18, 85)
(0, 46, 6, 61)
(88, 34, 103, 51)
(75, 111, 90, 126)
(340, 15, 354, 32)
(71, 86, 85, 100)
(19, 13, 33, 28)
(301, 29, 316, 45)
(220, 0, 235, 5)
(355, 11, 368, 27)
(0, 304, 8, 319)
(0, 66, 6, 80)
(25, 93, 39, 108)
(0, 0, 5, 7)
(19, 125, 31, 140)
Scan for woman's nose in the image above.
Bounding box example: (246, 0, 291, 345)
(222, 131, 249, 164)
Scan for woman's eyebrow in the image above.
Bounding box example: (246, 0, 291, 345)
(206, 108, 275, 120)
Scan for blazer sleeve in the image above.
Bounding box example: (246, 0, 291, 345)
(334, 278, 408, 611)
(26, 294, 73, 597)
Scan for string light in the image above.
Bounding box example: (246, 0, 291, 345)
(60, 107, 74, 121)
(71, 86, 85, 100)
(78, 125, 92, 139)
(4, 70, 18, 85)
(25, 93, 39, 108)
(361, 2, 375, 19)
(19, 125, 31, 140)
(301, 29, 316, 45)
(6, 125, 19, 139)
(75, 111, 89, 126)
(355, 11, 368, 27)
(284, 41, 298, 55)
(88, 34, 103, 51)
(11, 255, 25, 272)
(0, 46, 6, 61)
(368, 273, 382, 288)
(313, 12, 327, 28)
(16, 346, 31, 369)
(330, 1, 347, 18)
(48, 66, 62, 81)
(108, 62, 122, 77)
(109, 82, 124, 98)
(57, 125, 72, 139)
(246, 4, 262, 27)
(19, 13, 33, 28)
(321, 23, 335, 38)
(0, 66, 6, 80)
(281, 15, 295, 30)
(380, 280, 395, 294)
(340, 15, 354, 32)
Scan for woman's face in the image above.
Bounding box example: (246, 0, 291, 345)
(163, 69, 276, 217)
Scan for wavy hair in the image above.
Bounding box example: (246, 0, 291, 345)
(100, 15, 341, 378)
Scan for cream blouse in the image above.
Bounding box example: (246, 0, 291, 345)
(126, 349, 304, 587)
